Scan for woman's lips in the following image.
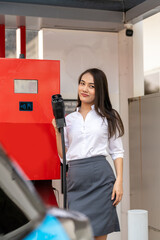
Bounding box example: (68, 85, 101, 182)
(81, 93, 89, 97)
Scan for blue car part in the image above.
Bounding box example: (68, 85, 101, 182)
(23, 214, 70, 240)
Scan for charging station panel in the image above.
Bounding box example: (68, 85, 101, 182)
(0, 59, 60, 180)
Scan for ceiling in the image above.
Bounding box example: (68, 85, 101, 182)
(0, 0, 147, 12)
(0, 0, 160, 32)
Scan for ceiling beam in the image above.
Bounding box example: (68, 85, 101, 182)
(0, 2, 123, 31)
(0, 2, 122, 22)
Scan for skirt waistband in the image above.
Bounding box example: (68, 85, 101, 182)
(67, 155, 106, 167)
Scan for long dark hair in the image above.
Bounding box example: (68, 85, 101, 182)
(77, 68, 124, 139)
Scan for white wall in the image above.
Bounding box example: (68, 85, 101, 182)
(118, 29, 133, 240)
(39, 29, 120, 109)
(143, 12, 160, 94)
(133, 22, 144, 97)
(118, 23, 144, 240)
(143, 12, 160, 73)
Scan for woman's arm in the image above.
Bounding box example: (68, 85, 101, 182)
(52, 119, 64, 158)
(111, 157, 123, 206)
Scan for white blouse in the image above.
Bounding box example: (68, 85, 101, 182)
(63, 105, 124, 162)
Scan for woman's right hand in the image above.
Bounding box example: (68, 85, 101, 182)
(52, 118, 63, 158)
(52, 118, 59, 135)
(52, 118, 57, 129)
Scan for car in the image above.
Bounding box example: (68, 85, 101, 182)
(0, 146, 93, 240)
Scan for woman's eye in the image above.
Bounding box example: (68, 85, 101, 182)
(80, 82, 85, 85)
(89, 85, 95, 88)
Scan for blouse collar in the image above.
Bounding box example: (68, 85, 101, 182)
(76, 104, 95, 112)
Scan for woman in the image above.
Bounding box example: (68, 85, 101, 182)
(52, 68, 124, 240)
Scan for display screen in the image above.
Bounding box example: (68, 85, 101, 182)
(14, 80, 38, 94)
(19, 102, 33, 111)
(64, 99, 77, 115)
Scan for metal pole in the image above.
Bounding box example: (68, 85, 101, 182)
(60, 127, 67, 209)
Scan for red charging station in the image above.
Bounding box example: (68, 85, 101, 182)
(0, 58, 60, 205)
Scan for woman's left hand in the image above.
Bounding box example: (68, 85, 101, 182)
(111, 179, 123, 206)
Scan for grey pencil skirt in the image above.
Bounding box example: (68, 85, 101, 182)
(67, 155, 120, 237)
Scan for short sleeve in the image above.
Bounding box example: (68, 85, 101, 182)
(108, 133, 124, 160)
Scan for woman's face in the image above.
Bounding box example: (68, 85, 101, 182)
(78, 72, 95, 105)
